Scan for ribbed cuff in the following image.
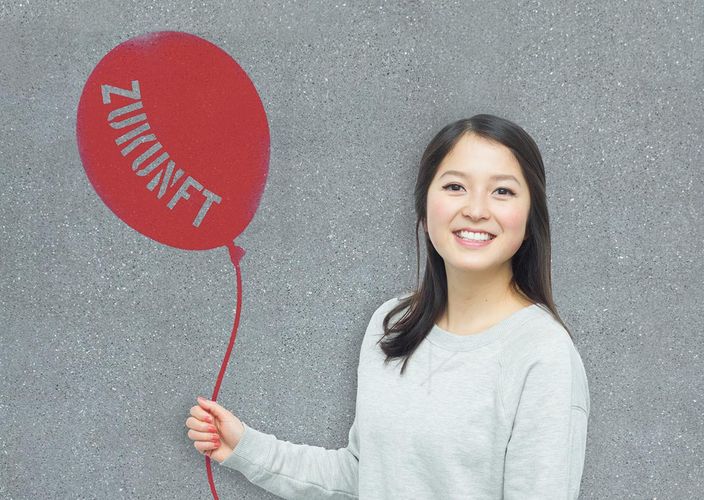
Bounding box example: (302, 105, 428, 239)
(220, 422, 275, 473)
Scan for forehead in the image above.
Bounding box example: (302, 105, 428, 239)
(437, 133, 522, 177)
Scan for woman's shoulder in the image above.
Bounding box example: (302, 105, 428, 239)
(357, 294, 410, 356)
(372, 292, 413, 319)
(500, 304, 587, 377)
(501, 305, 590, 412)
(360, 293, 413, 342)
(505, 303, 575, 351)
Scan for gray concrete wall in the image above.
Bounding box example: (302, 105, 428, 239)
(1, 1, 702, 498)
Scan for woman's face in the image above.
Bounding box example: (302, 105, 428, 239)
(425, 133, 531, 277)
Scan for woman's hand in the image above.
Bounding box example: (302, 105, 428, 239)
(185, 396, 245, 464)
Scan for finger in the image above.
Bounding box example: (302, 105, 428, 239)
(194, 440, 220, 454)
(189, 405, 215, 423)
(196, 396, 231, 420)
(185, 416, 217, 432)
(188, 429, 221, 443)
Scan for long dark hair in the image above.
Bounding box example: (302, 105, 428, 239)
(378, 114, 572, 375)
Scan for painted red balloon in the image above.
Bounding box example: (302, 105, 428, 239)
(77, 31, 269, 250)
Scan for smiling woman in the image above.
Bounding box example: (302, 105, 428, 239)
(187, 114, 590, 500)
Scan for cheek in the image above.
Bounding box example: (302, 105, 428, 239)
(426, 195, 455, 229)
(497, 205, 530, 249)
(500, 208, 528, 231)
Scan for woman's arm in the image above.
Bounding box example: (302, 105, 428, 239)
(220, 416, 360, 500)
(502, 338, 590, 499)
(199, 299, 393, 499)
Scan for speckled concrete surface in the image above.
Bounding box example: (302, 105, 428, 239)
(0, 1, 702, 498)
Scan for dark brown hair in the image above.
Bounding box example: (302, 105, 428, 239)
(377, 114, 572, 375)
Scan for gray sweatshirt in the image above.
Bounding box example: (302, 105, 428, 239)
(220, 296, 590, 499)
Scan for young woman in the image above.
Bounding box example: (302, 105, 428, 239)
(186, 114, 590, 499)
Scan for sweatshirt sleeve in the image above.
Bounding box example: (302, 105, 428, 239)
(502, 338, 590, 500)
(219, 415, 360, 499)
(217, 298, 392, 498)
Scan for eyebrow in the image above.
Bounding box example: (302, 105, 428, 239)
(439, 170, 521, 185)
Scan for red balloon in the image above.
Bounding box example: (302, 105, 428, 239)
(76, 31, 269, 250)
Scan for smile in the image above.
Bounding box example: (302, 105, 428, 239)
(453, 230, 495, 241)
(453, 231, 495, 248)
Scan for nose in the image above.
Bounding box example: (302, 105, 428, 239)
(461, 193, 490, 221)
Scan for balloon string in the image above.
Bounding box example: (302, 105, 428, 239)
(205, 241, 246, 500)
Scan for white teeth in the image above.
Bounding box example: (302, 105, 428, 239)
(455, 231, 494, 241)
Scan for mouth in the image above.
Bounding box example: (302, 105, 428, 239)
(453, 230, 496, 242)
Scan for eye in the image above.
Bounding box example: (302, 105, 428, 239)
(442, 183, 464, 192)
(495, 187, 516, 196)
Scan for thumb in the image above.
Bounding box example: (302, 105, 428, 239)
(197, 396, 231, 419)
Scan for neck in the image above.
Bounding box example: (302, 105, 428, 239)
(439, 262, 530, 334)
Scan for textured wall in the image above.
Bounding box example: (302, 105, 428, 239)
(1, 1, 702, 498)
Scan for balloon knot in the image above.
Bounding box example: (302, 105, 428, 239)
(228, 243, 245, 266)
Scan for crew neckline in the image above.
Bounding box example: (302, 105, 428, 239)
(427, 303, 542, 352)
